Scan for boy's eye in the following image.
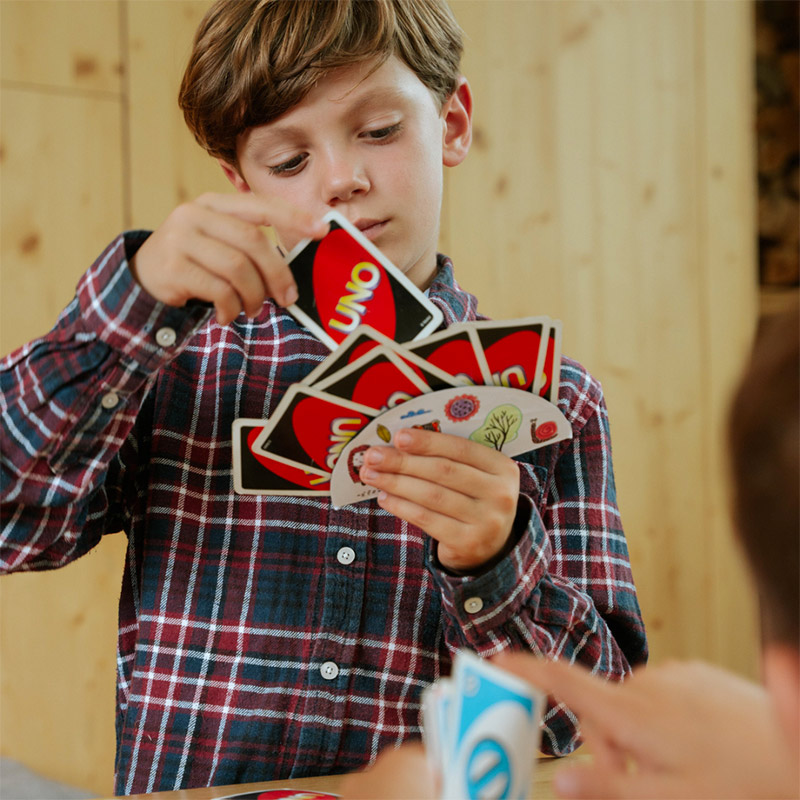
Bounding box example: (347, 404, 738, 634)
(364, 123, 402, 141)
(268, 153, 306, 176)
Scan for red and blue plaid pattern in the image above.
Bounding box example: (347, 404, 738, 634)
(1, 232, 647, 794)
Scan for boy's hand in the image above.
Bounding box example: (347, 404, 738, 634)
(129, 193, 329, 325)
(359, 428, 520, 572)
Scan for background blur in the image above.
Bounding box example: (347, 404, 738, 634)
(1, 0, 797, 796)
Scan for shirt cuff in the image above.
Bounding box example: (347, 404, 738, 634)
(425, 494, 551, 642)
(76, 231, 213, 371)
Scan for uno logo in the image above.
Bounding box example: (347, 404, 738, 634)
(492, 365, 527, 389)
(313, 228, 396, 341)
(325, 417, 363, 470)
(465, 738, 511, 799)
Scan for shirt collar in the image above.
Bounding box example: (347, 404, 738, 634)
(426, 254, 480, 328)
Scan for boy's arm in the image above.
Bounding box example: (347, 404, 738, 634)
(360, 362, 648, 755)
(0, 232, 213, 572)
(1, 194, 327, 572)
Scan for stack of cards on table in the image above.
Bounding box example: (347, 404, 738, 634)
(422, 650, 545, 800)
(232, 209, 570, 505)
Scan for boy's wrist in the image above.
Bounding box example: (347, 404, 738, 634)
(432, 496, 528, 577)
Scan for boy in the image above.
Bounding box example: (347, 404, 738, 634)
(345, 304, 800, 800)
(0, 1, 647, 794)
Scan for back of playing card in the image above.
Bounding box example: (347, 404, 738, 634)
(286, 210, 443, 348)
(442, 650, 543, 800)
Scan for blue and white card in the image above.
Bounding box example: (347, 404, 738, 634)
(440, 650, 544, 800)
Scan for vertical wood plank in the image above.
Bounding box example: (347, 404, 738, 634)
(126, 0, 229, 231)
(445, 0, 759, 671)
(0, 3, 127, 796)
(698, 0, 760, 676)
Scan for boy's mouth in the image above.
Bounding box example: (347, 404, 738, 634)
(354, 218, 388, 241)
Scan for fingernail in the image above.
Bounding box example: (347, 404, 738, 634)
(361, 469, 378, 481)
(365, 449, 383, 465)
(395, 430, 411, 447)
(284, 285, 298, 306)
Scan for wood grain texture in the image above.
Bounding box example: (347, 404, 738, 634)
(445, 0, 760, 672)
(0, 1, 760, 795)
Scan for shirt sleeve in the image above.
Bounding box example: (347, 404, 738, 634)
(0, 232, 213, 572)
(425, 358, 648, 756)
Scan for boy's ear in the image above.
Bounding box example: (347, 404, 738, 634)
(218, 159, 251, 193)
(762, 642, 800, 757)
(441, 77, 472, 168)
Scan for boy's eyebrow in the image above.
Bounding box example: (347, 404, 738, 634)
(251, 87, 415, 150)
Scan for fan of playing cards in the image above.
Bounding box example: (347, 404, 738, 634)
(232, 210, 570, 506)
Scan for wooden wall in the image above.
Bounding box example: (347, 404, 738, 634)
(0, 1, 759, 796)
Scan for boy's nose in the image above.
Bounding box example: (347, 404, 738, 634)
(322, 153, 370, 205)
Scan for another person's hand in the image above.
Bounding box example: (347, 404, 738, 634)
(494, 654, 800, 799)
(340, 743, 435, 800)
(359, 428, 520, 572)
(129, 192, 328, 325)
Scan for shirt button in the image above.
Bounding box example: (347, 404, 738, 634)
(320, 661, 339, 680)
(101, 391, 120, 410)
(155, 327, 177, 347)
(337, 547, 356, 565)
(464, 596, 484, 614)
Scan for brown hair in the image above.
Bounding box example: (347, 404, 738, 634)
(728, 302, 799, 647)
(178, 0, 464, 166)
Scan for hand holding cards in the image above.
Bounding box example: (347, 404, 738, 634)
(232, 213, 570, 501)
(422, 650, 545, 800)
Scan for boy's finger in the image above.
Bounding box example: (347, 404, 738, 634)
(189, 206, 293, 306)
(492, 655, 631, 730)
(178, 260, 246, 326)
(361, 444, 512, 501)
(362, 468, 474, 526)
(390, 428, 514, 475)
(195, 191, 329, 240)
(183, 233, 267, 317)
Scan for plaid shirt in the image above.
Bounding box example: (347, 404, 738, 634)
(1, 232, 647, 795)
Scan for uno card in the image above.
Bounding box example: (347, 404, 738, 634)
(535, 320, 563, 402)
(232, 419, 331, 495)
(420, 678, 454, 787)
(471, 318, 549, 392)
(442, 650, 544, 800)
(301, 325, 397, 387)
(250, 385, 376, 475)
(286, 210, 443, 348)
(405, 326, 487, 386)
(314, 345, 431, 413)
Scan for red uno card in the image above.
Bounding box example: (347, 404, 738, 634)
(286, 211, 443, 348)
(250, 385, 375, 474)
(405, 326, 486, 385)
(471, 317, 549, 392)
(232, 420, 330, 496)
(301, 325, 396, 387)
(314, 346, 430, 413)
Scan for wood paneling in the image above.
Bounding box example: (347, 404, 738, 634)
(1, 0, 122, 93)
(445, 0, 760, 673)
(126, 1, 231, 230)
(0, 1, 760, 795)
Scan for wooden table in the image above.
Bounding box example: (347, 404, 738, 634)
(120, 754, 586, 800)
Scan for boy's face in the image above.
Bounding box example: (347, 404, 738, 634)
(221, 56, 472, 290)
